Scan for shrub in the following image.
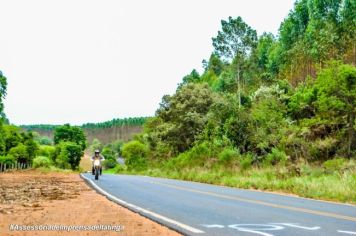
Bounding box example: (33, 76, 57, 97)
(0, 155, 15, 165)
(89, 138, 103, 153)
(175, 142, 215, 167)
(114, 164, 126, 173)
(187, 142, 212, 160)
(103, 158, 118, 169)
(21, 132, 39, 159)
(8, 144, 29, 163)
(112, 140, 124, 156)
(33, 156, 52, 168)
(102, 145, 116, 160)
(240, 153, 254, 170)
(265, 148, 288, 165)
(218, 148, 240, 163)
(122, 141, 148, 170)
(323, 158, 347, 172)
(38, 145, 56, 159)
(36, 136, 53, 145)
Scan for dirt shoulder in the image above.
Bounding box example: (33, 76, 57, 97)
(0, 170, 180, 236)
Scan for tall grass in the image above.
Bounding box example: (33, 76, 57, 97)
(113, 160, 356, 204)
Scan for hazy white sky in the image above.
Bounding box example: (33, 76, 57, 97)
(0, 0, 295, 125)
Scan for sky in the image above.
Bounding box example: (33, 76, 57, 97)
(0, 0, 295, 125)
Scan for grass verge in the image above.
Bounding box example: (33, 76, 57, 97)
(105, 161, 356, 204)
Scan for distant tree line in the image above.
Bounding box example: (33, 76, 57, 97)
(21, 117, 149, 131)
(82, 117, 148, 129)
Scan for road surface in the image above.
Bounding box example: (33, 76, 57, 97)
(81, 173, 356, 236)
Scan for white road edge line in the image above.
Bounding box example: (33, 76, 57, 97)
(338, 231, 356, 235)
(80, 174, 205, 234)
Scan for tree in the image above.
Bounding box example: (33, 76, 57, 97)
(3, 125, 23, 152)
(256, 33, 275, 72)
(156, 83, 215, 153)
(202, 53, 225, 76)
(56, 141, 83, 170)
(212, 16, 257, 108)
(82, 117, 147, 129)
(340, 0, 356, 64)
(288, 79, 317, 120)
(250, 96, 288, 156)
(21, 131, 39, 160)
(0, 70, 7, 120)
(212, 16, 257, 62)
(279, 0, 309, 52)
(54, 124, 87, 151)
(8, 144, 29, 163)
(178, 69, 201, 88)
(0, 123, 5, 155)
(314, 61, 356, 157)
(224, 110, 252, 153)
(0, 71, 7, 153)
(122, 140, 148, 170)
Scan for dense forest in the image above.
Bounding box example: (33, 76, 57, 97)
(118, 0, 355, 201)
(127, 0, 355, 162)
(21, 117, 148, 144)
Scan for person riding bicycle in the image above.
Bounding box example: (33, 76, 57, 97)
(91, 149, 105, 175)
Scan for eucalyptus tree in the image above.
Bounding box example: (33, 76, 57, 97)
(212, 16, 257, 107)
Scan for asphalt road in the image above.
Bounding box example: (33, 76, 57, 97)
(81, 173, 356, 236)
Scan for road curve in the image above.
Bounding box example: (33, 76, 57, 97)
(81, 173, 356, 236)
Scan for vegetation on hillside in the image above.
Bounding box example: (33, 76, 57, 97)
(113, 0, 356, 202)
(82, 117, 148, 129)
(21, 117, 148, 131)
(21, 117, 148, 145)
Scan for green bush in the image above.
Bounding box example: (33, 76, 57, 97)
(189, 142, 213, 159)
(102, 145, 116, 160)
(112, 140, 124, 156)
(240, 153, 254, 170)
(175, 142, 215, 167)
(36, 136, 53, 145)
(265, 148, 287, 165)
(122, 141, 148, 170)
(33, 156, 52, 168)
(103, 158, 118, 169)
(323, 158, 347, 172)
(38, 145, 56, 158)
(114, 164, 126, 173)
(8, 144, 29, 162)
(89, 138, 103, 153)
(218, 148, 240, 163)
(0, 155, 15, 165)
